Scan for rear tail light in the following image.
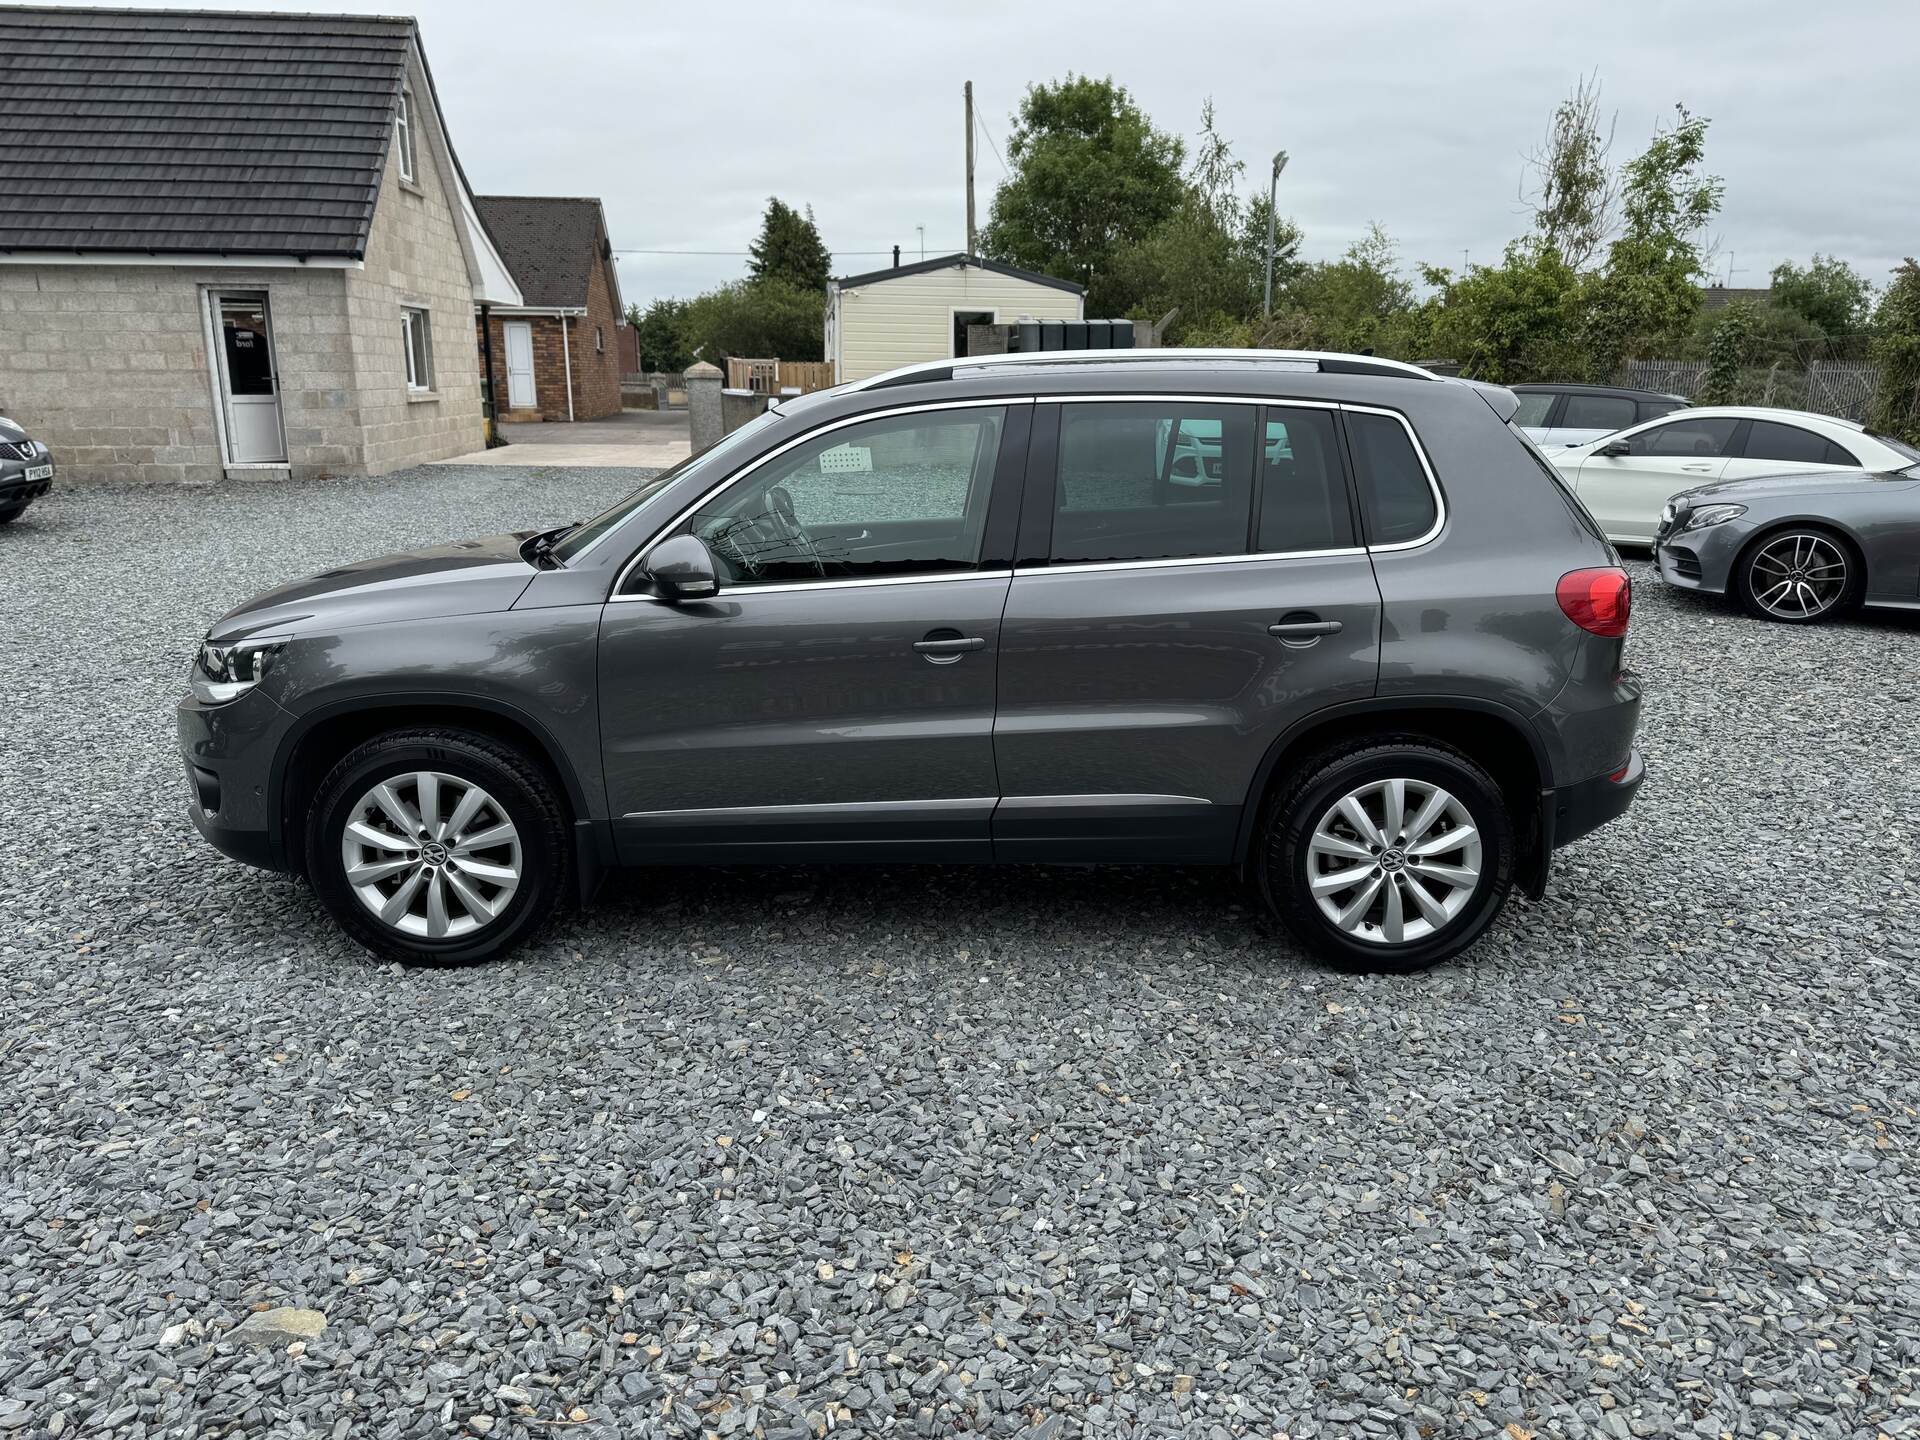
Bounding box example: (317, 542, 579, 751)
(1557, 567, 1632, 637)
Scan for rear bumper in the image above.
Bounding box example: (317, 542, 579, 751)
(1547, 748, 1645, 850)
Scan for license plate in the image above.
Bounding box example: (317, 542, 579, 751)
(25, 463, 51, 481)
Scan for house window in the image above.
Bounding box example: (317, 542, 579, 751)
(595, 325, 605, 354)
(401, 306, 434, 391)
(396, 87, 417, 183)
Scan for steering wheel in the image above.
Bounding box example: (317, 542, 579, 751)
(706, 484, 824, 580)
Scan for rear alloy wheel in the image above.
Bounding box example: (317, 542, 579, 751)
(308, 728, 569, 964)
(1260, 740, 1513, 971)
(1737, 529, 1854, 624)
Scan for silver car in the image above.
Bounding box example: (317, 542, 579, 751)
(1653, 449, 1920, 623)
(0, 415, 54, 524)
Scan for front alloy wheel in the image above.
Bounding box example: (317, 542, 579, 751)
(308, 728, 569, 964)
(340, 771, 522, 939)
(1739, 530, 1852, 623)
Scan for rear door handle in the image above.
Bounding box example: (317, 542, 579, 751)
(1268, 620, 1343, 638)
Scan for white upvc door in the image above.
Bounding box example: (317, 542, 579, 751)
(211, 291, 287, 464)
(504, 321, 536, 408)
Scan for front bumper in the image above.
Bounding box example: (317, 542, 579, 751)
(176, 684, 297, 873)
(1653, 516, 1750, 596)
(0, 457, 54, 508)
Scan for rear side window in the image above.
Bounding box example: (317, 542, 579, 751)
(1511, 391, 1556, 427)
(1629, 417, 1738, 457)
(1562, 394, 1636, 432)
(1640, 399, 1687, 422)
(1051, 402, 1255, 563)
(1257, 408, 1353, 552)
(1743, 419, 1857, 467)
(1347, 411, 1438, 545)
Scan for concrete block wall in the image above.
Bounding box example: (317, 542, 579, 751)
(342, 47, 486, 473)
(0, 263, 355, 484)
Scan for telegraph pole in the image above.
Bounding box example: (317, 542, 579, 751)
(964, 81, 977, 255)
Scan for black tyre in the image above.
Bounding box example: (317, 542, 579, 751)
(0, 503, 25, 526)
(307, 728, 570, 964)
(1734, 526, 1859, 625)
(1257, 738, 1514, 971)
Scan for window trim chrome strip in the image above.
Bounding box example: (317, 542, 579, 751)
(610, 569, 1014, 603)
(604, 393, 1446, 602)
(609, 396, 1029, 600)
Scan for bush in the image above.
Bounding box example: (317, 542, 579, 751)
(682, 279, 825, 366)
(1870, 260, 1920, 445)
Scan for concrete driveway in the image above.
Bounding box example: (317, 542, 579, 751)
(435, 407, 689, 468)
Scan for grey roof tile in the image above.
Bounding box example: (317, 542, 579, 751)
(0, 5, 413, 258)
(473, 195, 610, 310)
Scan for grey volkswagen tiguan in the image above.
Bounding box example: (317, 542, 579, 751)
(178, 350, 1644, 970)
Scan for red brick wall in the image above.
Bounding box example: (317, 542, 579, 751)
(474, 255, 623, 423)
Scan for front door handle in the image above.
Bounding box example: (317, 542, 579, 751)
(1682, 463, 1714, 472)
(1268, 619, 1343, 638)
(914, 634, 986, 664)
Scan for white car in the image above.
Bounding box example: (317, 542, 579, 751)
(1549, 407, 1915, 544)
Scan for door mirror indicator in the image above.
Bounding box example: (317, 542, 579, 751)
(1599, 439, 1631, 457)
(644, 534, 721, 601)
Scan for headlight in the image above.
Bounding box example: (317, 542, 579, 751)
(192, 636, 287, 704)
(1679, 503, 1746, 531)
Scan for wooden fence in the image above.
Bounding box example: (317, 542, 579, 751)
(727, 358, 836, 394)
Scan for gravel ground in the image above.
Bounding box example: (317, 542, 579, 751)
(2, 468, 1918, 1440)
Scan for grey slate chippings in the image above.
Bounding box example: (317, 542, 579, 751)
(1, 466, 1918, 1439)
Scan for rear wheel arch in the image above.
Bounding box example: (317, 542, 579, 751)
(1235, 699, 1550, 870)
(276, 696, 591, 878)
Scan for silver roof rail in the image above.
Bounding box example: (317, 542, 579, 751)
(846, 347, 1442, 393)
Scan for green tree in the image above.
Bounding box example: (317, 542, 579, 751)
(1278, 225, 1420, 356)
(1110, 102, 1275, 340)
(1523, 72, 1618, 270)
(1701, 298, 1756, 404)
(1578, 104, 1723, 377)
(1769, 255, 1873, 337)
(747, 198, 832, 292)
(1869, 259, 1920, 445)
(625, 298, 693, 373)
(980, 74, 1187, 314)
(1424, 239, 1586, 382)
(682, 279, 823, 364)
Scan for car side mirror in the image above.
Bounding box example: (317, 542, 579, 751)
(1599, 439, 1631, 458)
(643, 534, 720, 601)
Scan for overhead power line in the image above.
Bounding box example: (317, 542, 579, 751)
(612, 246, 967, 258)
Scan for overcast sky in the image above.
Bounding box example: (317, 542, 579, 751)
(78, 0, 1920, 308)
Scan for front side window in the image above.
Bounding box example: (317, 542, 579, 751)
(1511, 392, 1556, 427)
(1052, 402, 1256, 564)
(1628, 416, 1738, 458)
(686, 406, 1005, 587)
(1257, 408, 1353, 552)
(401, 306, 433, 391)
(1561, 393, 1636, 432)
(1347, 410, 1438, 545)
(1743, 419, 1857, 467)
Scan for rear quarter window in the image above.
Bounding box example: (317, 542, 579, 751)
(1347, 411, 1438, 545)
(1509, 421, 1608, 542)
